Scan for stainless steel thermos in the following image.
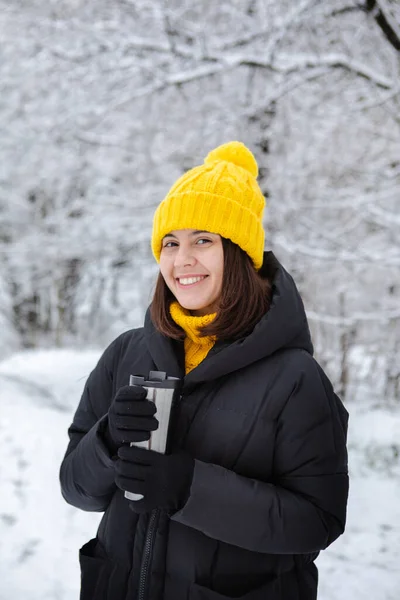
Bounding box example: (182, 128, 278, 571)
(124, 371, 181, 501)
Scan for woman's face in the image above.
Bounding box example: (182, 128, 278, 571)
(159, 229, 224, 316)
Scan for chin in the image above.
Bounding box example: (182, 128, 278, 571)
(175, 296, 208, 311)
(179, 300, 206, 311)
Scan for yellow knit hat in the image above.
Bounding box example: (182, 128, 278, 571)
(151, 141, 266, 270)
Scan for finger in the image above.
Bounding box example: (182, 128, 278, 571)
(115, 400, 157, 417)
(115, 475, 146, 495)
(115, 385, 148, 401)
(115, 430, 151, 444)
(115, 461, 148, 481)
(118, 445, 154, 464)
(115, 415, 159, 431)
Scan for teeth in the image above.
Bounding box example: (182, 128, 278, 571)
(179, 276, 205, 286)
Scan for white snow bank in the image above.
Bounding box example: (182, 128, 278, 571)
(0, 349, 102, 600)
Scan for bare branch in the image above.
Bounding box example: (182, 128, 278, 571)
(366, 0, 400, 51)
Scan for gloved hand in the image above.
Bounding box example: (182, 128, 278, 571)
(115, 445, 194, 514)
(104, 385, 159, 455)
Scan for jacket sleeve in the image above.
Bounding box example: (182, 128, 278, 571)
(59, 337, 121, 512)
(171, 356, 349, 554)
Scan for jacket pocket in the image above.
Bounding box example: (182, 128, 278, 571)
(189, 577, 282, 600)
(79, 538, 112, 600)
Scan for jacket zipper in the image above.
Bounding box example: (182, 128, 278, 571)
(137, 508, 159, 600)
(137, 390, 183, 599)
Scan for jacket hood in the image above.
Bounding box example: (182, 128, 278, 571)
(144, 251, 313, 388)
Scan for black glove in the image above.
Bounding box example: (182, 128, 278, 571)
(115, 445, 194, 514)
(104, 385, 159, 455)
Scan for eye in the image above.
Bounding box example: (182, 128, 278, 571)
(196, 238, 211, 245)
(162, 240, 178, 248)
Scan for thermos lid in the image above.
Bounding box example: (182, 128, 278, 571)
(130, 371, 180, 389)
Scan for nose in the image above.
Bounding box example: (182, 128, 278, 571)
(174, 244, 196, 268)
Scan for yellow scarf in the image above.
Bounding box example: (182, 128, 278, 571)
(169, 301, 217, 374)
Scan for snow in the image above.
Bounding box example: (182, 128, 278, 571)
(0, 350, 102, 600)
(1, 349, 400, 600)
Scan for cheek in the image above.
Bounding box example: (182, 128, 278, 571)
(210, 267, 224, 297)
(159, 264, 174, 291)
(159, 257, 170, 278)
(161, 275, 175, 296)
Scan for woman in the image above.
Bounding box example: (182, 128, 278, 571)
(60, 141, 349, 600)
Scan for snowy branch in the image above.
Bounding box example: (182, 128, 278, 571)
(85, 49, 394, 129)
(244, 66, 332, 115)
(216, 0, 316, 52)
(274, 52, 394, 88)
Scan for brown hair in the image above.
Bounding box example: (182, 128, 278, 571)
(150, 237, 272, 342)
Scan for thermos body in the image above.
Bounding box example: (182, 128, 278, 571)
(124, 371, 180, 501)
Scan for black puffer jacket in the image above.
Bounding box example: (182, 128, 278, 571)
(60, 252, 349, 600)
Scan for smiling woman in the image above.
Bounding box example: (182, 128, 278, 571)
(60, 141, 349, 600)
(152, 227, 271, 375)
(151, 231, 271, 349)
(159, 229, 224, 316)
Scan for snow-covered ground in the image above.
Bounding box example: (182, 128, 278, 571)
(0, 349, 399, 600)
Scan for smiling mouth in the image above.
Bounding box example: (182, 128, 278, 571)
(176, 275, 208, 287)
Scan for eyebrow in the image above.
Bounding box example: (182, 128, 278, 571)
(163, 230, 210, 239)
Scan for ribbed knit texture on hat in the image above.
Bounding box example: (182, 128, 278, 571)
(151, 141, 266, 270)
(169, 301, 216, 374)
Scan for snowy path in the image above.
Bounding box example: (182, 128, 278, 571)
(0, 350, 399, 600)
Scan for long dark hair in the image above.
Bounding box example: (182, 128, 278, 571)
(150, 237, 271, 342)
